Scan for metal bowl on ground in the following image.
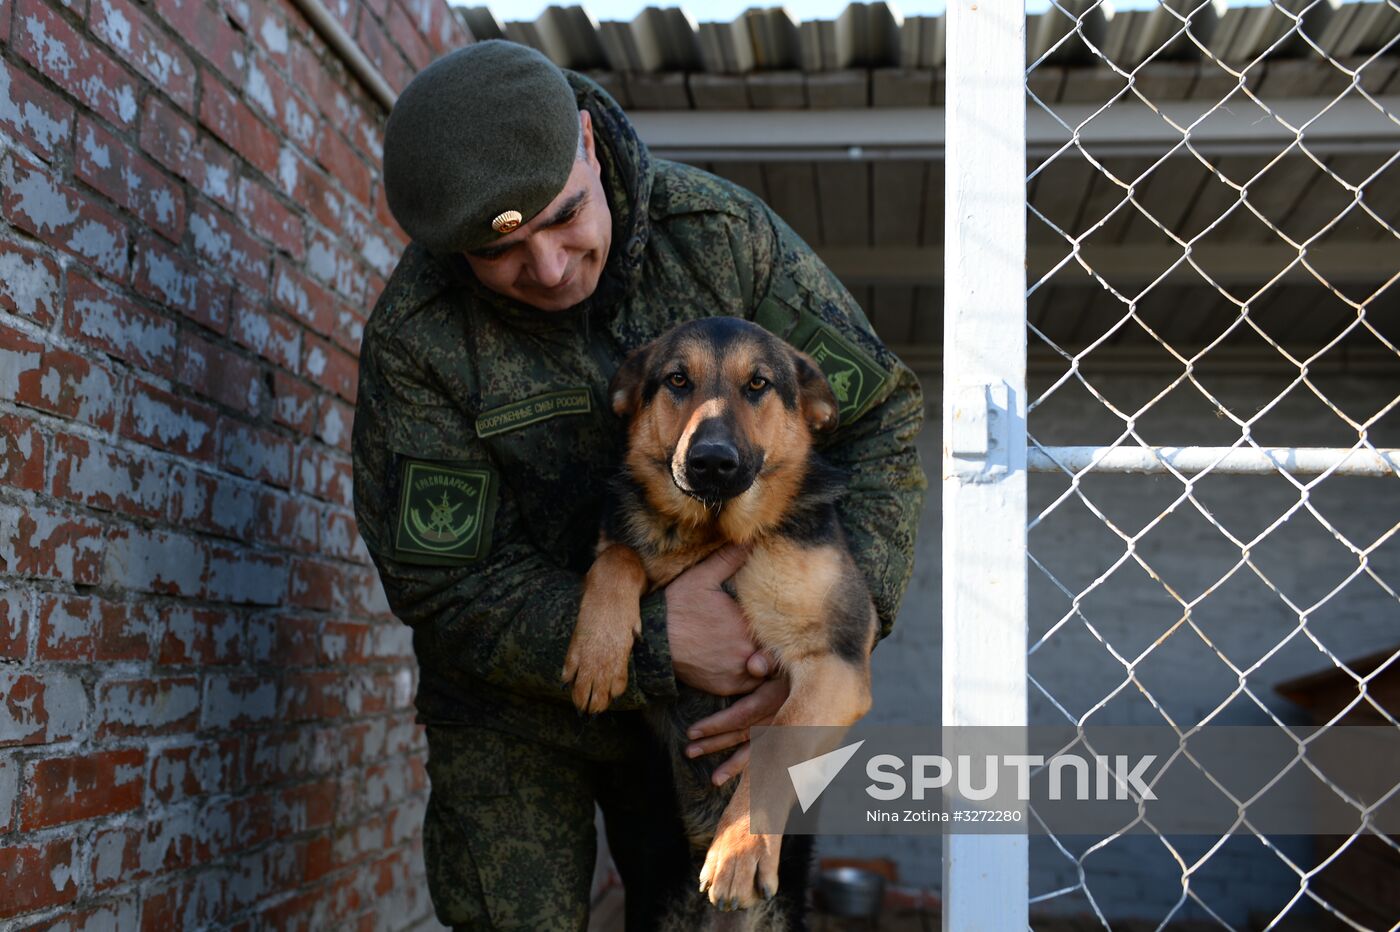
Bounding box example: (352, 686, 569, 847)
(817, 866, 886, 919)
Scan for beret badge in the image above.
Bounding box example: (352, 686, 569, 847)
(491, 210, 523, 234)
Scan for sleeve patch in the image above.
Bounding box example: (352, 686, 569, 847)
(803, 324, 890, 424)
(394, 459, 498, 565)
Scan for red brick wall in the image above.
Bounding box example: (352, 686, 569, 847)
(0, 0, 469, 923)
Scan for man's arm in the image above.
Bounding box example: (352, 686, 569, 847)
(749, 207, 929, 639)
(352, 327, 679, 707)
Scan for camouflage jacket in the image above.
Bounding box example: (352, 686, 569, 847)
(352, 73, 927, 757)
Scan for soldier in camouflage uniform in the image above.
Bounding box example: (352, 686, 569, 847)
(352, 41, 926, 931)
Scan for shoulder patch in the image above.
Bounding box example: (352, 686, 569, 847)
(395, 460, 498, 565)
(475, 387, 592, 438)
(803, 325, 890, 424)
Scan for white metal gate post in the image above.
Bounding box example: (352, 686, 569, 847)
(942, 0, 1029, 929)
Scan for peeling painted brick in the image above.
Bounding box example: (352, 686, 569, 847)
(199, 71, 279, 177)
(121, 378, 218, 460)
(0, 589, 31, 661)
(0, 503, 104, 583)
(66, 274, 179, 376)
(177, 331, 265, 414)
(270, 257, 334, 335)
(22, 747, 146, 829)
(201, 673, 277, 729)
(0, 670, 87, 747)
(255, 490, 319, 551)
(51, 432, 171, 518)
(230, 294, 300, 369)
(315, 126, 371, 208)
(304, 227, 367, 304)
(156, 0, 245, 84)
(271, 370, 315, 434)
(190, 201, 272, 294)
(301, 332, 357, 403)
(139, 95, 238, 210)
(0, 57, 76, 161)
(167, 466, 259, 539)
(89, 0, 197, 113)
(132, 232, 232, 333)
(156, 605, 242, 665)
(2, 152, 129, 280)
(0, 238, 62, 326)
(295, 446, 352, 506)
(148, 736, 241, 803)
(244, 54, 318, 154)
(31, 595, 151, 663)
(0, 412, 45, 492)
(236, 176, 304, 258)
(317, 394, 353, 451)
(14, 0, 140, 127)
(97, 676, 201, 737)
(0, 837, 79, 918)
(103, 524, 207, 596)
(204, 545, 290, 605)
(75, 117, 186, 242)
(1, 322, 119, 430)
(219, 418, 292, 486)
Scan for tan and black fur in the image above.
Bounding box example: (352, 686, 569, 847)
(561, 317, 878, 930)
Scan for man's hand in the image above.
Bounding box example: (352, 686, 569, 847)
(685, 677, 791, 786)
(666, 545, 767, 696)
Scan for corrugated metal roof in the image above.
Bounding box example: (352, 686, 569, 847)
(458, 1, 1400, 76)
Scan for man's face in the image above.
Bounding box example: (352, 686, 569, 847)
(464, 109, 613, 311)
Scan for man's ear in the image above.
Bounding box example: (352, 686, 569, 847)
(609, 343, 653, 418)
(794, 351, 839, 432)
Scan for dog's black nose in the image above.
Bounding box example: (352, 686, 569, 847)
(688, 441, 739, 483)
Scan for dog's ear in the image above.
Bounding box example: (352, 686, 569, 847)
(609, 343, 654, 418)
(794, 351, 839, 432)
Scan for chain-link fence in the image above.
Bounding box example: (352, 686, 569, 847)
(1020, 1, 1400, 928)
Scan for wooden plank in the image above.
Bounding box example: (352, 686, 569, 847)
(912, 285, 940, 345)
(816, 162, 870, 248)
(869, 285, 916, 346)
(872, 162, 926, 245)
(709, 162, 767, 201)
(1028, 152, 1100, 245)
(763, 163, 823, 245)
(747, 71, 808, 109)
(921, 161, 945, 246)
(623, 73, 691, 110)
(688, 74, 748, 110)
(871, 69, 935, 106)
(806, 70, 868, 108)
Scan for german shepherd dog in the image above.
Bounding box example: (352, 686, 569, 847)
(562, 317, 878, 930)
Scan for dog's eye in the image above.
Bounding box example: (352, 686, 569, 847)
(668, 373, 688, 389)
(748, 376, 768, 392)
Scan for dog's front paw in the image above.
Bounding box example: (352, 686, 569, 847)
(561, 604, 638, 714)
(697, 821, 781, 911)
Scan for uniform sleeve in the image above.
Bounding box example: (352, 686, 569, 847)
(748, 207, 929, 641)
(351, 326, 679, 708)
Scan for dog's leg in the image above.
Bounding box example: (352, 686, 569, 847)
(562, 542, 648, 714)
(698, 653, 872, 910)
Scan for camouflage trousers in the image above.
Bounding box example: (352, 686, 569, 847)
(422, 721, 692, 931)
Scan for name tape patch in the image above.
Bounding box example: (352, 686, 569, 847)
(475, 387, 592, 438)
(395, 460, 496, 565)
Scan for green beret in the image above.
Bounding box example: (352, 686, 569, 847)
(382, 41, 580, 255)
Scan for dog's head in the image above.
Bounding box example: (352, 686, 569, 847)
(610, 317, 838, 522)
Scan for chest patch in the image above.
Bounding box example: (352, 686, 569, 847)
(475, 387, 593, 438)
(395, 460, 497, 565)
